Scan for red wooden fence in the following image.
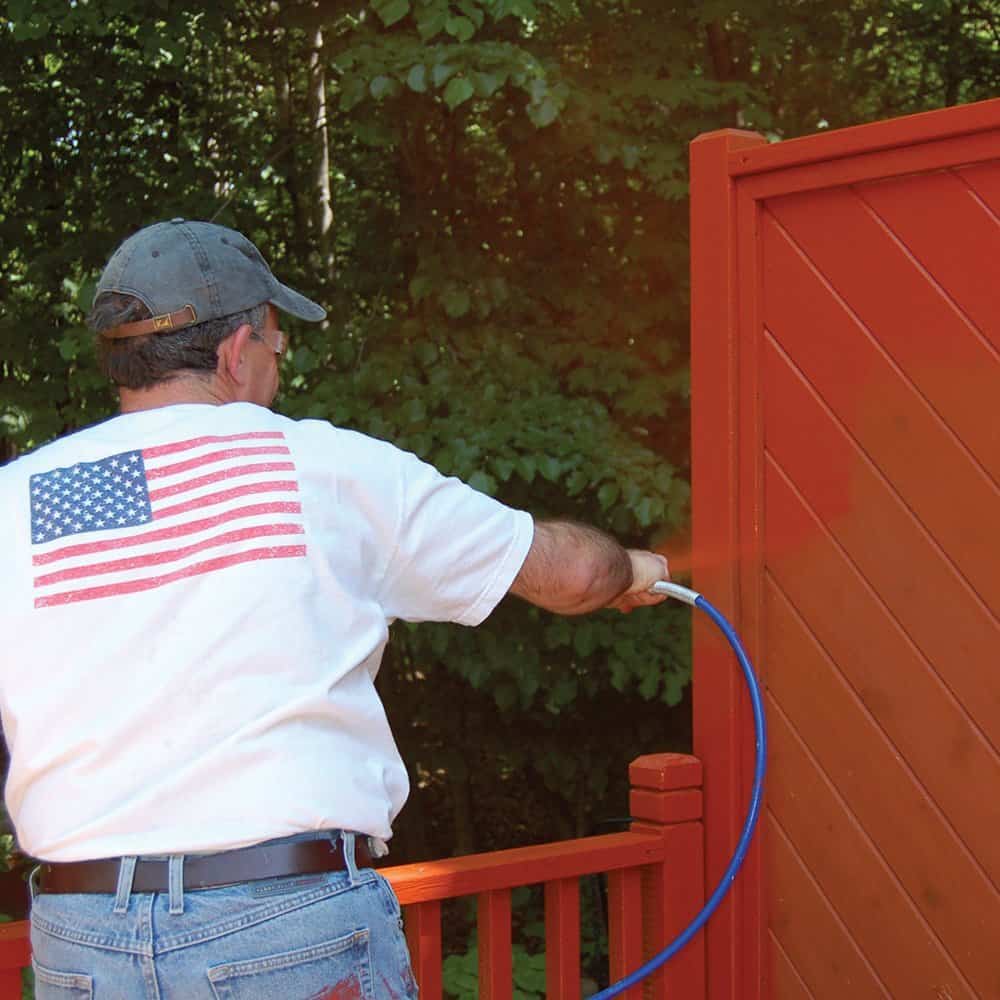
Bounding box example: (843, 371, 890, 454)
(0, 753, 707, 998)
(691, 97, 1000, 999)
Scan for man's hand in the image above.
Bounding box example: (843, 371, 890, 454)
(606, 550, 670, 613)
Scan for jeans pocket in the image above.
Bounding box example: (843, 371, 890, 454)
(207, 926, 374, 1000)
(31, 959, 94, 999)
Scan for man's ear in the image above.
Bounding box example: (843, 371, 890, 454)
(216, 324, 255, 384)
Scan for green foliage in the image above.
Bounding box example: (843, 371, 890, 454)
(0, 833, 16, 872)
(443, 944, 547, 999)
(439, 882, 609, 997)
(1, 0, 994, 859)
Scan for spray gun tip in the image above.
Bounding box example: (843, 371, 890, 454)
(650, 581, 701, 605)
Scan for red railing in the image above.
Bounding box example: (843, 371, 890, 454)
(0, 924, 27, 1000)
(0, 753, 705, 1000)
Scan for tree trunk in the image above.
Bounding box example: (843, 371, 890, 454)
(272, 33, 311, 261)
(448, 762, 477, 857)
(943, 0, 965, 106)
(704, 21, 742, 125)
(306, 16, 336, 290)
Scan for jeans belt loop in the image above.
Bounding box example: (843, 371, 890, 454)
(168, 855, 184, 914)
(28, 865, 41, 903)
(341, 831, 359, 886)
(113, 857, 137, 914)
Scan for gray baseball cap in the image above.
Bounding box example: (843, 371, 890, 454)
(95, 218, 326, 338)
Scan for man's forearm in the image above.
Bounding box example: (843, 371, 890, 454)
(509, 520, 633, 614)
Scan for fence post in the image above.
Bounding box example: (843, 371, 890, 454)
(629, 752, 706, 999)
(690, 128, 768, 1000)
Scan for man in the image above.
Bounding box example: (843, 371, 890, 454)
(0, 219, 669, 997)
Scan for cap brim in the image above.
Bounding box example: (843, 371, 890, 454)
(270, 281, 327, 322)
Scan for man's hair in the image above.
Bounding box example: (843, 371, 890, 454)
(87, 292, 267, 390)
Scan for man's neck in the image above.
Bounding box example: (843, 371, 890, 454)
(119, 375, 231, 414)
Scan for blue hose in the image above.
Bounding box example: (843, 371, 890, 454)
(589, 585, 767, 998)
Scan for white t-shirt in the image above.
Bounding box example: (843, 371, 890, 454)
(0, 402, 533, 861)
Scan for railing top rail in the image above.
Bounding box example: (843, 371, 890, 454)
(383, 831, 666, 905)
(0, 924, 28, 945)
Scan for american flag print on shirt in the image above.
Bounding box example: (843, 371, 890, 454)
(29, 431, 307, 609)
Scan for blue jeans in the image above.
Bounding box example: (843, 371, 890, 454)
(28, 832, 418, 999)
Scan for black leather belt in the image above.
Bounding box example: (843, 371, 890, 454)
(37, 837, 372, 894)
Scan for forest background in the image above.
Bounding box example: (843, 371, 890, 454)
(0, 0, 997, 979)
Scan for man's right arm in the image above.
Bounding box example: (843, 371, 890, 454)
(509, 520, 669, 615)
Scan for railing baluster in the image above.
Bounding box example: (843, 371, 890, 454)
(0, 971, 20, 1000)
(545, 876, 580, 1000)
(404, 900, 442, 1000)
(0, 921, 31, 1000)
(478, 887, 512, 1000)
(608, 866, 644, 999)
(0, 923, 29, 1000)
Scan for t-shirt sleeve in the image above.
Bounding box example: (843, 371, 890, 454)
(372, 440, 534, 626)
